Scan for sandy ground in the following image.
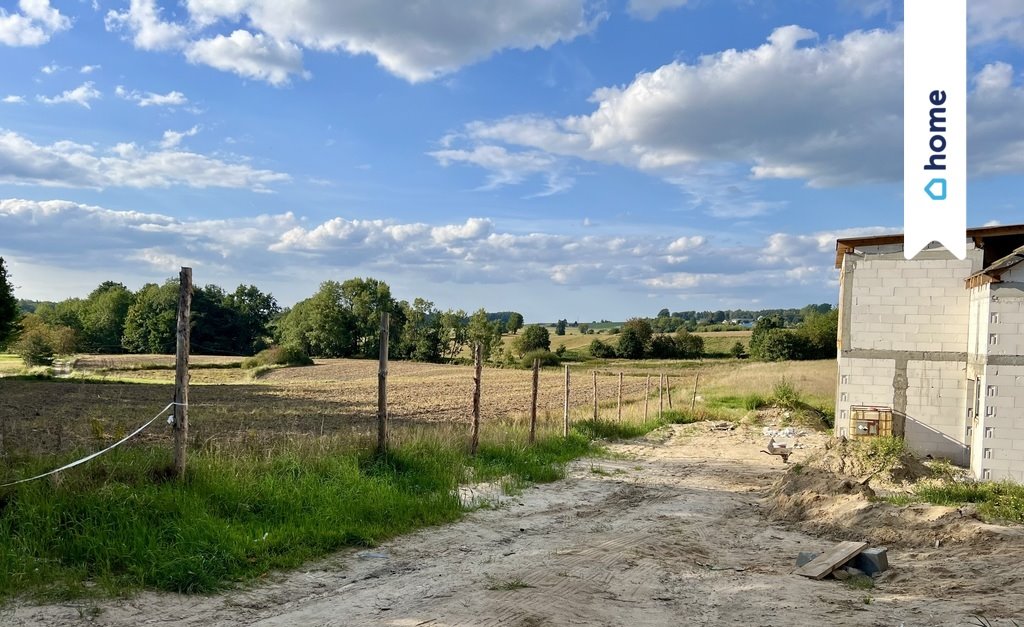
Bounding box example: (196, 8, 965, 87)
(7, 424, 1024, 626)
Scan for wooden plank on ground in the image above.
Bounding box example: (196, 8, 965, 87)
(793, 541, 868, 580)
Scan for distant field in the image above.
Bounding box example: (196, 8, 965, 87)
(504, 329, 753, 356)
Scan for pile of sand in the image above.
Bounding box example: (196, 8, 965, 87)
(765, 437, 1022, 548)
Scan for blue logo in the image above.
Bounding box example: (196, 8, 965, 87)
(925, 178, 947, 200)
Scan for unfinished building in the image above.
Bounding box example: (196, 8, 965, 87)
(834, 224, 1024, 481)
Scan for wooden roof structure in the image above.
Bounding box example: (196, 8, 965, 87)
(835, 224, 1024, 269)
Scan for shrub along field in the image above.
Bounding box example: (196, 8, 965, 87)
(0, 354, 834, 602)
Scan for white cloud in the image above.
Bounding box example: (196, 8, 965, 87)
(37, 82, 101, 108)
(627, 0, 691, 20)
(429, 144, 572, 196)
(2, 95, 25, 104)
(969, 0, 1024, 47)
(185, 30, 305, 86)
(444, 25, 1024, 197)
(160, 125, 200, 149)
(105, 0, 188, 51)
(0, 130, 290, 191)
(116, 85, 189, 107)
(105, 0, 601, 84)
(80, 64, 101, 73)
(40, 62, 64, 74)
(0, 0, 71, 46)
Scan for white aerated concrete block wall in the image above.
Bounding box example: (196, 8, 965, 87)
(905, 359, 968, 463)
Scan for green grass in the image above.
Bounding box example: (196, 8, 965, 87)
(485, 576, 533, 591)
(903, 481, 1024, 523)
(0, 426, 634, 603)
(705, 393, 768, 411)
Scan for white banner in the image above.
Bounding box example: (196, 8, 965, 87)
(904, 0, 966, 260)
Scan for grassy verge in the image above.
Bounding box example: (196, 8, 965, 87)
(0, 418, 675, 603)
(886, 481, 1024, 524)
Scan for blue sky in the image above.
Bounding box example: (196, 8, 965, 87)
(1, 0, 1023, 322)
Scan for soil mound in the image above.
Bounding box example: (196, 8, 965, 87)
(766, 438, 1023, 548)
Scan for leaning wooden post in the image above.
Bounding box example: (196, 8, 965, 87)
(173, 266, 192, 479)
(470, 343, 482, 455)
(563, 365, 570, 437)
(667, 375, 673, 409)
(592, 370, 598, 420)
(617, 372, 623, 421)
(690, 372, 700, 411)
(659, 374, 664, 419)
(644, 374, 650, 420)
(529, 358, 539, 444)
(376, 312, 390, 455)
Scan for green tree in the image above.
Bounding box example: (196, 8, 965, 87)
(555, 319, 567, 336)
(588, 338, 617, 358)
(467, 308, 502, 360)
(122, 281, 179, 354)
(754, 328, 808, 361)
(797, 309, 838, 359)
(578, 323, 590, 335)
(0, 257, 20, 350)
(226, 284, 280, 354)
(730, 341, 745, 358)
(505, 312, 524, 335)
(748, 315, 784, 359)
(674, 329, 704, 358)
(340, 277, 398, 358)
(513, 324, 550, 356)
(617, 318, 653, 359)
(396, 298, 444, 362)
(80, 282, 134, 352)
(438, 309, 469, 362)
(14, 326, 54, 366)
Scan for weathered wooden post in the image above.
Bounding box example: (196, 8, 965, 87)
(377, 311, 390, 455)
(659, 374, 664, 419)
(667, 375, 673, 409)
(470, 343, 482, 455)
(617, 372, 623, 421)
(645, 374, 650, 420)
(173, 266, 192, 479)
(691, 372, 700, 411)
(592, 370, 598, 420)
(529, 358, 539, 444)
(563, 365, 570, 437)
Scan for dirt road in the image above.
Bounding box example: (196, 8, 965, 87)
(9, 425, 1024, 626)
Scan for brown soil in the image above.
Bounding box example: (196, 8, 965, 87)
(9, 424, 1024, 626)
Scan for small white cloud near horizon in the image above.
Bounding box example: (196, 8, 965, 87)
(2, 95, 25, 104)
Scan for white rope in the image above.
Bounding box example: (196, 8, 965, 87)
(0, 401, 183, 488)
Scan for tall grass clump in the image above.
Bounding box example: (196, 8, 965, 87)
(241, 346, 313, 370)
(910, 481, 1024, 524)
(769, 377, 802, 409)
(0, 431, 601, 602)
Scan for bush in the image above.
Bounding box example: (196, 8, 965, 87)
(729, 341, 745, 358)
(674, 330, 704, 358)
(588, 339, 617, 358)
(14, 327, 54, 366)
(513, 325, 551, 356)
(241, 345, 314, 369)
(520, 349, 560, 368)
(753, 328, 808, 361)
(770, 377, 802, 409)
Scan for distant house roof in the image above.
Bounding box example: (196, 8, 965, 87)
(834, 224, 1024, 268)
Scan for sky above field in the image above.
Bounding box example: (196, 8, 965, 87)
(2, 0, 1024, 321)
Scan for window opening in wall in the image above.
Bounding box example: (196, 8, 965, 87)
(987, 405, 996, 417)
(990, 313, 1000, 324)
(986, 427, 995, 438)
(840, 392, 849, 402)
(990, 334, 999, 345)
(987, 386, 997, 397)
(841, 375, 849, 384)
(984, 469, 992, 480)
(984, 448, 993, 459)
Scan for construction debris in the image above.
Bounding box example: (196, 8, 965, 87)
(793, 542, 890, 580)
(761, 437, 792, 463)
(709, 421, 736, 431)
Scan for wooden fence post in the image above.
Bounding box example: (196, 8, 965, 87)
(529, 358, 539, 444)
(563, 365, 570, 437)
(617, 372, 623, 421)
(659, 374, 664, 420)
(691, 372, 700, 411)
(645, 374, 650, 420)
(667, 375, 673, 409)
(592, 370, 598, 420)
(470, 343, 482, 455)
(173, 266, 192, 479)
(377, 312, 390, 455)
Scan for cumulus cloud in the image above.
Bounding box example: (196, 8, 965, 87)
(185, 30, 306, 86)
(969, 0, 1024, 47)
(105, 0, 188, 51)
(80, 64, 101, 74)
(0, 0, 71, 46)
(0, 130, 290, 191)
(115, 85, 189, 107)
(160, 125, 200, 149)
(442, 25, 1024, 198)
(37, 82, 101, 108)
(2, 95, 25, 104)
(102, 0, 601, 85)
